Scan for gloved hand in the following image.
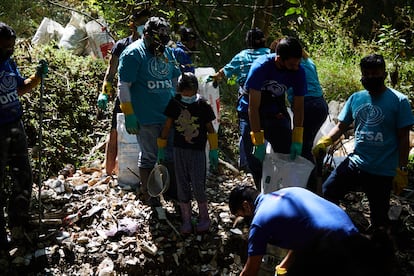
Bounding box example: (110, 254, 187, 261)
(97, 93, 109, 110)
(290, 127, 303, 160)
(36, 60, 48, 77)
(157, 138, 167, 163)
(207, 132, 219, 170)
(275, 265, 287, 275)
(102, 81, 112, 95)
(250, 130, 266, 162)
(209, 149, 219, 171)
(393, 168, 408, 195)
(253, 144, 266, 162)
(124, 114, 139, 134)
(312, 135, 333, 159)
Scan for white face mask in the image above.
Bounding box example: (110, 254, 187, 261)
(136, 25, 145, 37)
(181, 94, 197, 104)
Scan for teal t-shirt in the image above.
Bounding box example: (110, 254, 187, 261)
(223, 47, 270, 86)
(118, 39, 181, 125)
(287, 57, 322, 103)
(339, 88, 414, 176)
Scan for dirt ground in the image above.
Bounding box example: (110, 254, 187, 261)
(2, 165, 414, 275)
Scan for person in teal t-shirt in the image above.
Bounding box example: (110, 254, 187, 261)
(118, 16, 181, 205)
(211, 28, 270, 173)
(313, 54, 414, 230)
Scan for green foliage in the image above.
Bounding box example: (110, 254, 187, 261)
(16, 44, 107, 180)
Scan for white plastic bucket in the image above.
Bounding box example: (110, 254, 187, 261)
(117, 113, 141, 186)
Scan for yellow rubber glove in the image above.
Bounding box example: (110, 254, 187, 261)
(208, 133, 219, 171)
(275, 265, 287, 275)
(290, 127, 303, 160)
(102, 80, 113, 95)
(393, 168, 408, 195)
(250, 130, 265, 162)
(312, 136, 333, 159)
(157, 138, 167, 163)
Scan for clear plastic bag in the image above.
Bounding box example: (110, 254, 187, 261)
(261, 152, 314, 193)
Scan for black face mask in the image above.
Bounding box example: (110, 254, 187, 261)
(148, 34, 170, 57)
(361, 76, 385, 92)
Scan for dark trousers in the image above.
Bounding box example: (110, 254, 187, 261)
(302, 96, 329, 162)
(0, 120, 33, 243)
(322, 157, 392, 228)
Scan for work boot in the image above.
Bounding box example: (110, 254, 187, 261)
(138, 167, 152, 203)
(196, 201, 210, 233)
(179, 202, 192, 235)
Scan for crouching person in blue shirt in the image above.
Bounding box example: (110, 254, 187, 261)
(229, 185, 394, 276)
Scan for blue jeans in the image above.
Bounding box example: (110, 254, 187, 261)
(136, 124, 173, 169)
(323, 157, 392, 228)
(239, 115, 262, 186)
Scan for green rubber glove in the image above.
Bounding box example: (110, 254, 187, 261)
(253, 144, 266, 162)
(157, 138, 167, 163)
(157, 148, 165, 163)
(125, 114, 139, 134)
(36, 60, 48, 77)
(290, 142, 303, 160)
(209, 149, 219, 171)
(97, 93, 109, 110)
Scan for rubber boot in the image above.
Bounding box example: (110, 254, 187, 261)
(196, 201, 210, 233)
(179, 202, 192, 235)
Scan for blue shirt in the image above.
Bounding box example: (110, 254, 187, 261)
(248, 187, 359, 256)
(339, 88, 414, 176)
(118, 39, 181, 125)
(172, 41, 194, 73)
(244, 53, 307, 114)
(0, 58, 25, 125)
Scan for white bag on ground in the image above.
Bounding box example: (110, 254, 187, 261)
(32, 17, 64, 46)
(261, 152, 314, 193)
(195, 67, 221, 170)
(117, 113, 141, 187)
(85, 19, 114, 59)
(58, 12, 87, 55)
(195, 67, 220, 132)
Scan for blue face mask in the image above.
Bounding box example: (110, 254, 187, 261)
(181, 95, 197, 104)
(136, 25, 145, 37)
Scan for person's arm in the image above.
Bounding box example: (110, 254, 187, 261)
(160, 118, 174, 140)
(277, 249, 296, 271)
(397, 126, 411, 168)
(240, 255, 262, 276)
(17, 75, 41, 96)
(292, 95, 304, 128)
(102, 54, 119, 95)
(17, 61, 48, 96)
(248, 88, 262, 133)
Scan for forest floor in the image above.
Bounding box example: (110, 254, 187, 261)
(1, 159, 414, 276)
